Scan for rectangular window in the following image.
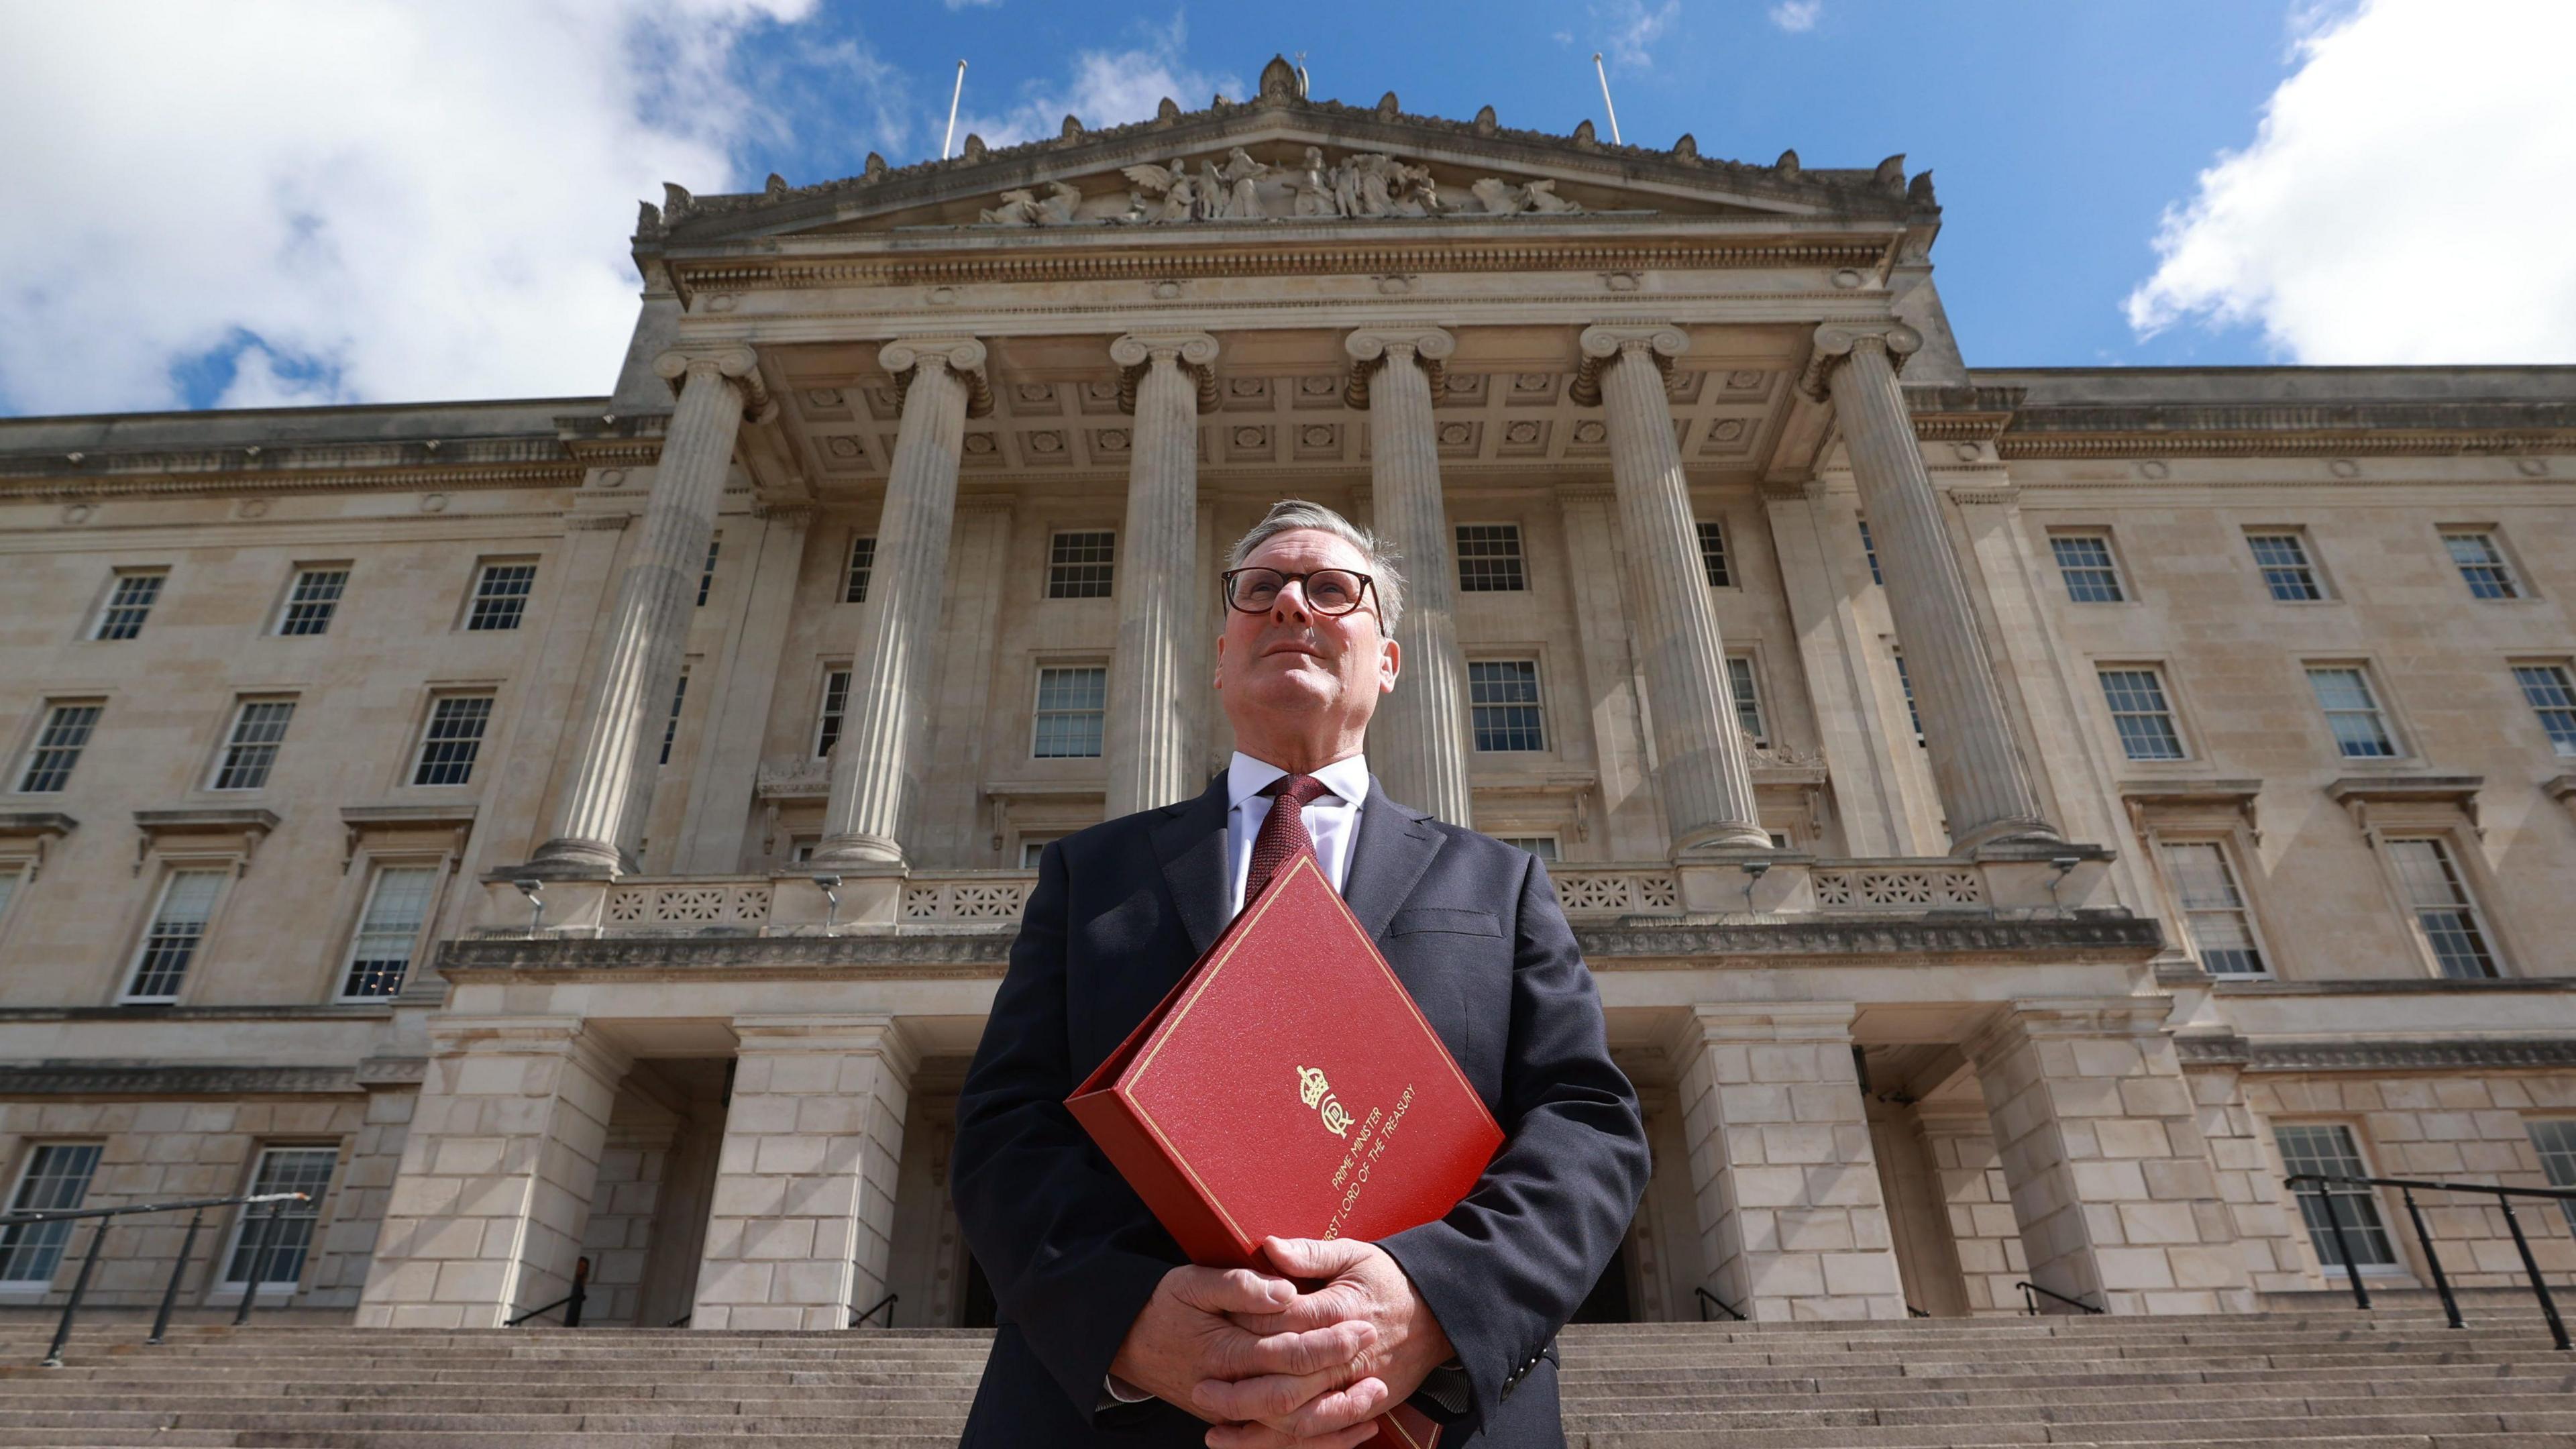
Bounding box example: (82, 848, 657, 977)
(15, 702, 102, 794)
(1019, 838, 1058, 869)
(1497, 836, 1559, 861)
(221, 1147, 336, 1287)
(341, 865, 437, 999)
(0, 1144, 103, 1285)
(2098, 667, 2186, 761)
(2247, 532, 2326, 601)
(1727, 656, 1766, 745)
(2306, 666, 2398, 758)
(92, 571, 166, 641)
(2050, 533, 2127, 602)
(1858, 521, 1882, 586)
(2275, 1124, 2396, 1270)
(1455, 525, 1526, 592)
(659, 672, 688, 766)
(1046, 531, 1116, 599)
(1696, 521, 1732, 587)
(126, 869, 225, 1002)
(696, 535, 720, 607)
(409, 694, 492, 787)
(1468, 661, 1546, 753)
(814, 669, 851, 758)
(844, 536, 877, 604)
(1032, 666, 1108, 758)
(211, 699, 295, 790)
(466, 561, 536, 631)
(2160, 841, 2267, 975)
(2385, 837, 2500, 979)
(1892, 651, 1923, 746)
(2514, 664, 2576, 756)
(2444, 531, 2520, 600)
(274, 568, 350, 637)
(2526, 1120, 2576, 1233)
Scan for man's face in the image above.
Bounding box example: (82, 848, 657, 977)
(1214, 528, 1399, 738)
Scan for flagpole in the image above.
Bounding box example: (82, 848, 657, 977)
(942, 60, 968, 159)
(1591, 52, 1622, 146)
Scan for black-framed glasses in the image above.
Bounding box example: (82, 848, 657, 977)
(1221, 566, 1376, 617)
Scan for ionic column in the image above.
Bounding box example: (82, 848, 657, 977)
(1104, 333, 1216, 818)
(529, 347, 766, 873)
(1575, 325, 1767, 853)
(1808, 325, 2058, 851)
(1347, 327, 1472, 825)
(814, 338, 990, 867)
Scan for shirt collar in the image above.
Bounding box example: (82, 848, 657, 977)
(1227, 751, 1372, 812)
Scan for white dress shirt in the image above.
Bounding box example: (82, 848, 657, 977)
(1224, 751, 1371, 916)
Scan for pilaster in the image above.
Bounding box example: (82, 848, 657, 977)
(1668, 1004, 1908, 1321)
(676, 503, 814, 871)
(692, 1016, 920, 1330)
(356, 1017, 631, 1328)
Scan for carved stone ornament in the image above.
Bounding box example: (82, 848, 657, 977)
(653, 344, 775, 420)
(1109, 331, 1221, 414)
(1569, 323, 1688, 407)
(1799, 322, 1923, 401)
(878, 337, 995, 419)
(973, 144, 1603, 229)
(1342, 327, 1456, 409)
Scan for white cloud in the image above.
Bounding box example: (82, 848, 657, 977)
(1768, 1, 1821, 33)
(1596, 0, 1681, 69)
(2126, 0, 2576, 363)
(953, 15, 1241, 150)
(0, 0, 835, 416)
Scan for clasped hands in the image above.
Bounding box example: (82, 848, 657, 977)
(1108, 1235, 1453, 1448)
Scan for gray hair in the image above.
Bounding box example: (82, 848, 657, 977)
(1224, 499, 1406, 635)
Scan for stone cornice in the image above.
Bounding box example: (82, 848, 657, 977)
(1570, 913, 2163, 962)
(665, 239, 1894, 299)
(1992, 398, 2576, 461)
(2177, 1033, 2576, 1073)
(0, 1063, 364, 1096)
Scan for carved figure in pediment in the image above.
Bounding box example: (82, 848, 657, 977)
(1197, 158, 1228, 219)
(1291, 146, 1340, 217)
(1034, 180, 1083, 225)
(1391, 161, 1445, 217)
(1119, 160, 1199, 223)
(979, 189, 1043, 226)
(1468, 176, 1527, 214)
(1346, 154, 1401, 217)
(1523, 178, 1582, 214)
(1218, 148, 1274, 220)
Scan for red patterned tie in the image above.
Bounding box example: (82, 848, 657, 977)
(1245, 774, 1332, 906)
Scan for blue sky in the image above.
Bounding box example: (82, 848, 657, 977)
(4, 0, 2569, 416)
(721, 0, 2294, 369)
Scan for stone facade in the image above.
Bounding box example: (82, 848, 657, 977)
(1, 68, 2573, 1329)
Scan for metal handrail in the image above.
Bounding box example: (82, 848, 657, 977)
(0, 1191, 308, 1366)
(1693, 1285, 1745, 1322)
(849, 1291, 898, 1328)
(504, 1255, 590, 1328)
(2015, 1281, 2103, 1316)
(2285, 1171, 2575, 1350)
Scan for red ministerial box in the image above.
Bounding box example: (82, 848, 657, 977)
(1068, 847, 1503, 1449)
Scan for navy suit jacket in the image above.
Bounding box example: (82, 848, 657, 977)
(950, 773, 1651, 1447)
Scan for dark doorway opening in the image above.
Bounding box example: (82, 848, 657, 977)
(1568, 1239, 1634, 1324)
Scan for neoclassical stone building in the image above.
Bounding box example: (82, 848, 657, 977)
(3, 61, 2573, 1333)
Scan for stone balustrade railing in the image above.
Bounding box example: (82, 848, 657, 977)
(476, 851, 2110, 939)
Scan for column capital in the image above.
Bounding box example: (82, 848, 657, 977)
(1342, 326, 1454, 408)
(654, 343, 774, 419)
(1570, 323, 1688, 405)
(729, 1012, 923, 1077)
(1799, 321, 1922, 400)
(1110, 331, 1220, 414)
(879, 335, 994, 417)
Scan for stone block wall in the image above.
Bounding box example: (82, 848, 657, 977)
(0, 1095, 371, 1309)
(1919, 1111, 2027, 1315)
(578, 1127, 674, 1326)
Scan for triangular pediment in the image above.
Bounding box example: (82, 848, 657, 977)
(643, 58, 1931, 249)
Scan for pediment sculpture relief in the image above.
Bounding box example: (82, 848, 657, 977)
(976, 146, 1599, 227)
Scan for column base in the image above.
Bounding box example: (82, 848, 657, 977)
(519, 837, 633, 879)
(811, 833, 906, 869)
(1672, 822, 1776, 855)
(1948, 816, 2067, 856)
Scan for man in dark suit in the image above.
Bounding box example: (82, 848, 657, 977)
(952, 500, 1651, 1447)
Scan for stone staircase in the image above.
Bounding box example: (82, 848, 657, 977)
(0, 1309, 2571, 1446)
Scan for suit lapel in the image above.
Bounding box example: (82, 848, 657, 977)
(1148, 773, 1232, 958)
(1344, 777, 1444, 943)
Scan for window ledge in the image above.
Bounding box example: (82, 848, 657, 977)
(2325, 775, 2485, 835)
(133, 808, 280, 875)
